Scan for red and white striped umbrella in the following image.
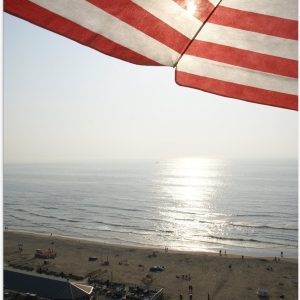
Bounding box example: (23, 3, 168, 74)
(5, 0, 298, 110)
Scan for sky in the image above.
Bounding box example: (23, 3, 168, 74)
(4, 14, 298, 163)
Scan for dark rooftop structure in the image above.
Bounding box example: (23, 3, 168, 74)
(4, 268, 93, 300)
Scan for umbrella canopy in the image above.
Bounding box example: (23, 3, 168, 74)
(4, 0, 298, 110)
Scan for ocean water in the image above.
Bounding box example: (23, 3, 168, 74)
(4, 159, 298, 257)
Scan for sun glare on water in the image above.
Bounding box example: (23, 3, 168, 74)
(157, 157, 226, 251)
(164, 157, 221, 202)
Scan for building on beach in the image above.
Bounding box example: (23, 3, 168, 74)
(4, 267, 93, 300)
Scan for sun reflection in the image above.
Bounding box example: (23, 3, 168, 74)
(158, 157, 225, 251)
(165, 157, 221, 203)
(186, 1, 197, 15)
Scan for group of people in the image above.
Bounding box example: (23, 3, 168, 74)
(179, 285, 193, 300)
(274, 252, 283, 262)
(219, 249, 227, 256)
(176, 274, 191, 281)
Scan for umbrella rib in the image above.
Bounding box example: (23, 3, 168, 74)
(173, 0, 224, 69)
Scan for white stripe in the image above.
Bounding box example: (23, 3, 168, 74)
(132, 0, 202, 38)
(196, 23, 297, 60)
(221, 0, 298, 20)
(29, 0, 179, 66)
(177, 55, 298, 95)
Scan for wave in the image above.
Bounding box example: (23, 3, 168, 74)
(205, 235, 296, 247)
(195, 219, 297, 232)
(7, 214, 29, 222)
(233, 213, 294, 218)
(93, 221, 174, 234)
(59, 223, 161, 237)
(229, 223, 297, 231)
(16, 211, 172, 235)
(7, 206, 297, 230)
(58, 218, 80, 223)
(28, 212, 54, 219)
(40, 206, 58, 210)
(99, 205, 146, 213)
(27, 212, 82, 223)
(166, 209, 198, 216)
(6, 215, 61, 232)
(13, 208, 27, 213)
(122, 215, 174, 224)
(56, 219, 176, 237)
(22, 211, 297, 234)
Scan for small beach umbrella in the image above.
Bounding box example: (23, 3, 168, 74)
(4, 0, 298, 110)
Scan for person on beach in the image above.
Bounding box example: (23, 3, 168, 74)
(18, 243, 23, 253)
(219, 249, 222, 256)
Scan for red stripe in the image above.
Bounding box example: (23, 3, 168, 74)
(88, 0, 190, 54)
(172, 0, 215, 22)
(176, 71, 298, 110)
(4, 0, 160, 66)
(186, 40, 298, 78)
(209, 6, 298, 40)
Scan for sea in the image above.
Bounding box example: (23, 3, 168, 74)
(3, 158, 298, 257)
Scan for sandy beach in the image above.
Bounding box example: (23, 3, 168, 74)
(4, 231, 298, 299)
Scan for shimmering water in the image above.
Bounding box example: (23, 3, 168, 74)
(4, 159, 298, 257)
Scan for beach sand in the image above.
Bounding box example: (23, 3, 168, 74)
(4, 231, 298, 299)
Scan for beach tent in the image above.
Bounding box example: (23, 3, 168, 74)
(4, 0, 298, 110)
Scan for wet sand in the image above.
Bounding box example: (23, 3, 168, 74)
(4, 231, 298, 299)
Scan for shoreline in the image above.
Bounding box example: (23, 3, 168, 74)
(4, 230, 298, 299)
(5, 229, 297, 260)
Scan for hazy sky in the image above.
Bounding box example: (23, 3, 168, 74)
(4, 14, 298, 163)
